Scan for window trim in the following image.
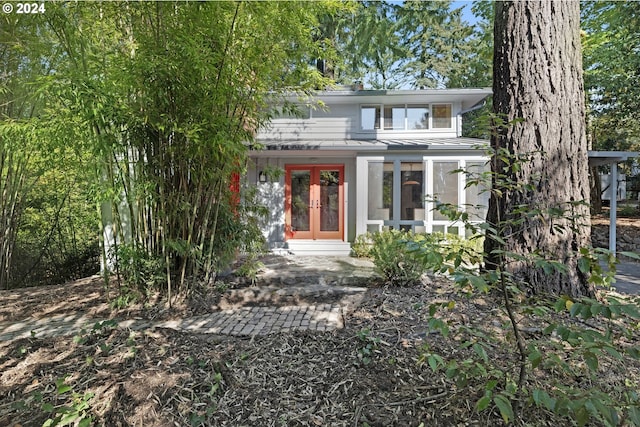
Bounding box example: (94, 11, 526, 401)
(359, 103, 454, 132)
(360, 104, 382, 130)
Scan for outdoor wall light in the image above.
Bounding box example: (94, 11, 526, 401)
(258, 171, 267, 183)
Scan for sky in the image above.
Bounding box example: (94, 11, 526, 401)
(452, 1, 480, 26)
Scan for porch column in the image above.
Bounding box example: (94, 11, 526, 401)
(609, 162, 618, 256)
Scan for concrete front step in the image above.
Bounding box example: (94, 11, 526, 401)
(285, 240, 352, 256)
(218, 284, 367, 310)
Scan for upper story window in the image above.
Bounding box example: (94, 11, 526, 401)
(432, 104, 452, 128)
(406, 105, 430, 129)
(360, 103, 452, 131)
(361, 105, 381, 130)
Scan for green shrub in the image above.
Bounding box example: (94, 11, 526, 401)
(369, 229, 432, 286)
(112, 242, 165, 294)
(619, 204, 639, 218)
(351, 232, 374, 258)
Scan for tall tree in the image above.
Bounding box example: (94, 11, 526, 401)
(338, 1, 405, 89)
(581, 1, 640, 210)
(41, 1, 335, 297)
(397, 0, 476, 89)
(485, 0, 593, 298)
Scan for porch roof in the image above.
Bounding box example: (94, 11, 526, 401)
(250, 137, 488, 152)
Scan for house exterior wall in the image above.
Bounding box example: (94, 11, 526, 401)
(248, 89, 492, 253)
(258, 99, 463, 141)
(355, 151, 489, 237)
(249, 154, 357, 249)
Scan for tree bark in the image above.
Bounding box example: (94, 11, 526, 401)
(589, 166, 603, 214)
(485, 0, 594, 298)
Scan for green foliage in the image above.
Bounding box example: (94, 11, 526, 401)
(369, 229, 431, 286)
(235, 255, 265, 286)
(351, 232, 374, 258)
(412, 148, 640, 425)
(356, 328, 381, 366)
(326, 1, 492, 89)
(41, 377, 94, 427)
(368, 229, 482, 286)
(2, 1, 340, 295)
(112, 242, 164, 295)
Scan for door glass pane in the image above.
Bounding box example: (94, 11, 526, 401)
(401, 162, 424, 220)
(291, 170, 310, 232)
(368, 162, 394, 221)
(433, 162, 458, 220)
(319, 170, 340, 232)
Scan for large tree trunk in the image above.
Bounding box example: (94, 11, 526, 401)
(485, 0, 594, 298)
(589, 166, 603, 214)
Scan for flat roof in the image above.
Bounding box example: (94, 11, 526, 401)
(250, 138, 489, 153)
(588, 151, 640, 166)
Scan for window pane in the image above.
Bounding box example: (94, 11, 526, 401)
(291, 170, 311, 231)
(400, 162, 424, 220)
(432, 104, 452, 128)
(433, 162, 458, 220)
(432, 225, 445, 234)
(361, 106, 380, 130)
(407, 105, 429, 129)
(384, 105, 405, 130)
(368, 162, 394, 221)
(465, 162, 490, 221)
(319, 170, 340, 231)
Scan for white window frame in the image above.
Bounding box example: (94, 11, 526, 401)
(357, 155, 487, 237)
(359, 103, 454, 132)
(360, 104, 382, 130)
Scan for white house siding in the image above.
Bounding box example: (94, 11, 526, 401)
(257, 94, 479, 142)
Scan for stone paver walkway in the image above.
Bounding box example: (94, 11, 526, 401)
(0, 304, 345, 341)
(1, 255, 638, 342)
(0, 256, 373, 342)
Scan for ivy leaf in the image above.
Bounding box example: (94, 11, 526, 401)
(493, 394, 513, 424)
(472, 343, 488, 363)
(476, 394, 491, 412)
(528, 347, 542, 369)
(584, 351, 599, 372)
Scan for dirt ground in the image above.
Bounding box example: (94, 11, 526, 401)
(1, 269, 640, 426)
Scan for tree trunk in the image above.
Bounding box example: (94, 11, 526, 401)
(485, 0, 594, 298)
(589, 166, 603, 214)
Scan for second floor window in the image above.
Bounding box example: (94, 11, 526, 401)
(361, 103, 451, 131)
(361, 106, 381, 130)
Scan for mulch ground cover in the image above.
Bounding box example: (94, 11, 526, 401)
(2, 271, 640, 426)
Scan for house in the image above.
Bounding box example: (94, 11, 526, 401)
(247, 87, 493, 255)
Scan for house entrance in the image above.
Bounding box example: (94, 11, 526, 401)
(285, 165, 344, 240)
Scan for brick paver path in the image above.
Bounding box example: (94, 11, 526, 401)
(0, 303, 347, 341)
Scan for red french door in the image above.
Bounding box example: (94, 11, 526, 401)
(285, 165, 344, 240)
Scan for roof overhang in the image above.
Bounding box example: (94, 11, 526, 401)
(248, 138, 489, 154)
(277, 88, 492, 111)
(588, 151, 640, 166)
